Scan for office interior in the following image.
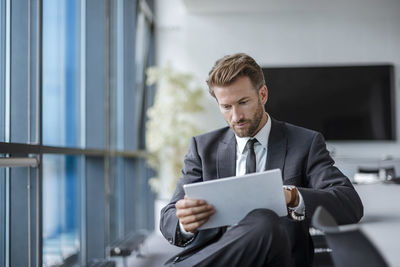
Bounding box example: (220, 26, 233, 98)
(0, 0, 399, 266)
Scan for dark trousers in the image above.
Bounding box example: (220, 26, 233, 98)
(169, 209, 294, 267)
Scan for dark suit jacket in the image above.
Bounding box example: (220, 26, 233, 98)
(160, 118, 363, 266)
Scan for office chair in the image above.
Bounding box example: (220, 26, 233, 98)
(312, 206, 389, 267)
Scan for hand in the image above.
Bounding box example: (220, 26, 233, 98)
(284, 187, 299, 207)
(175, 196, 215, 233)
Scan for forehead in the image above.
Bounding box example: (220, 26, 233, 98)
(213, 76, 258, 104)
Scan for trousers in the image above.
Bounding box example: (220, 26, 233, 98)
(168, 209, 294, 267)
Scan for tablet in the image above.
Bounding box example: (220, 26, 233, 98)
(183, 169, 288, 230)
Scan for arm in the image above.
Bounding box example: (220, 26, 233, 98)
(160, 137, 213, 246)
(298, 133, 364, 225)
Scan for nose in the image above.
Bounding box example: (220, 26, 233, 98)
(232, 106, 243, 122)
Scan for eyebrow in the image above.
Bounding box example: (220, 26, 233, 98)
(219, 97, 251, 106)
(237, 97, 250, 103)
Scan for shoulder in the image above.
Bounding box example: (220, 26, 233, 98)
(272, 118, 323, 144)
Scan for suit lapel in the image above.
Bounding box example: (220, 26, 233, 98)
(217, 130, 236, 178)
(266, 118, 287, 176)
(215, 119, 287, 178)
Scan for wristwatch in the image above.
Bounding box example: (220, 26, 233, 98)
(283, 185, 305, 221)
(288, 209, 305, 221)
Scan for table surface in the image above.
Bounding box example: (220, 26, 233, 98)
(355, 183, 400, 267)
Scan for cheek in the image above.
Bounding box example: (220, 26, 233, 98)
(241, 105, 253, 116)
(220, 109, 232, 122)
(243, 105, 259, 120)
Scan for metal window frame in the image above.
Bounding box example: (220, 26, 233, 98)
(0, 0, 7, 264)
(0, 0, 155, 265)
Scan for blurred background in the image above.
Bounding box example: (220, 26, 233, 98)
(0, 0, 399, 266)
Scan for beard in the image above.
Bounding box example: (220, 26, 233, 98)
(229, 100, 264, 137)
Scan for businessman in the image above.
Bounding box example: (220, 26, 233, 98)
(160, 53, 363, 267)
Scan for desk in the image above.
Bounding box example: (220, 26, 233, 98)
(355, 184, 400, 267)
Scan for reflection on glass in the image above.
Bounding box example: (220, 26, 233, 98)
(109, 0, 124, 151)
(43, 155, 80, 266)
(135, 12, 150, 85)
(138, 158, 153, 230)
(135, 11, 152, 149)
(42, 0, 80, 147)
(108, 157, 124, 243)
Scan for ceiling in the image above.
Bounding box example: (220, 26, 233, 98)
(182, 0, 395, 14)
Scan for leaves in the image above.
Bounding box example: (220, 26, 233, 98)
(145, 64, 205, 197)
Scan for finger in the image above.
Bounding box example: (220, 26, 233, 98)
(175, 198, 206, 209)
(183, 218, 208, 233)
(179, 209, 215, 225)
(176, 204, 214, 218)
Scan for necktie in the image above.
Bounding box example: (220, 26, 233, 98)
(245, 138, 257, 174)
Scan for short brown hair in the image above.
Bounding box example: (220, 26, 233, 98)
(207, 53, 265, 97)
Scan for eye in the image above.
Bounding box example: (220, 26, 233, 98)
(221, 105, 231, 110)
(239, 100, 248, 105)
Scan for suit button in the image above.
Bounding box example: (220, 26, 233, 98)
(168, 238, 172, 243)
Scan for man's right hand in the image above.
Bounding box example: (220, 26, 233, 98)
(175, 196, 215, 233)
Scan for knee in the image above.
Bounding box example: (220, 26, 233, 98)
(247, 209, 279, 224)
(243, 209, 282, 238)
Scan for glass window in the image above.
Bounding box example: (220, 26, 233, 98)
(134, 11, 152, 149)
(109, 0, 124, 151)
(42, 0, 80, 147)
(1, 0, 6, 261)
(0, 167, 5, 267)
(1, 0, 155, 265)
(9, 166, 38, 266)
(0, 0, 4, 142)
(42, 154, 81, 266)
(108, 157, 125, 243)
(9, 0, 33, 143)
(136, 158, 153, 229)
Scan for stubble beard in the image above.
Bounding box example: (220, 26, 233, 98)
(230, 101, 264, 137)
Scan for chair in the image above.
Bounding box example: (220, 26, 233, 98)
(312, 206, 388, 267)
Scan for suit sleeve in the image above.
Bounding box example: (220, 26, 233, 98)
(159, 137, 203, 246)
(298, 133, 364, 225)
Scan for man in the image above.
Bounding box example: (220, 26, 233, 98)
(160, 53, 363, 267)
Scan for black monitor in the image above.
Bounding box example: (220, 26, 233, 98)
(263, 65, 396, 140)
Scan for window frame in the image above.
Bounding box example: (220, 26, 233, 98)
(0, 0, 155, 266)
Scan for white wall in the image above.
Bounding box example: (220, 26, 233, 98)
(154, 0, 400, 159)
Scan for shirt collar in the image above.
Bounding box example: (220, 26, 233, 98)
(236, 113, 271, 154)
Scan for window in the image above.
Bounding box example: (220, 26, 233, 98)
(0, 168, 4, 267)
(106, 0, 156, 245)
(42, 0, 81, 147)
(0, 0, 155, 266)
(42, 155, 81, 266)
(0, 0, 4, 142)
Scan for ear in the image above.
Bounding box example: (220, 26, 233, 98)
(259, 85, 268, 105)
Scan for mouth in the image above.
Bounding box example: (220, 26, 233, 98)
(234, 121, 249, 129)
